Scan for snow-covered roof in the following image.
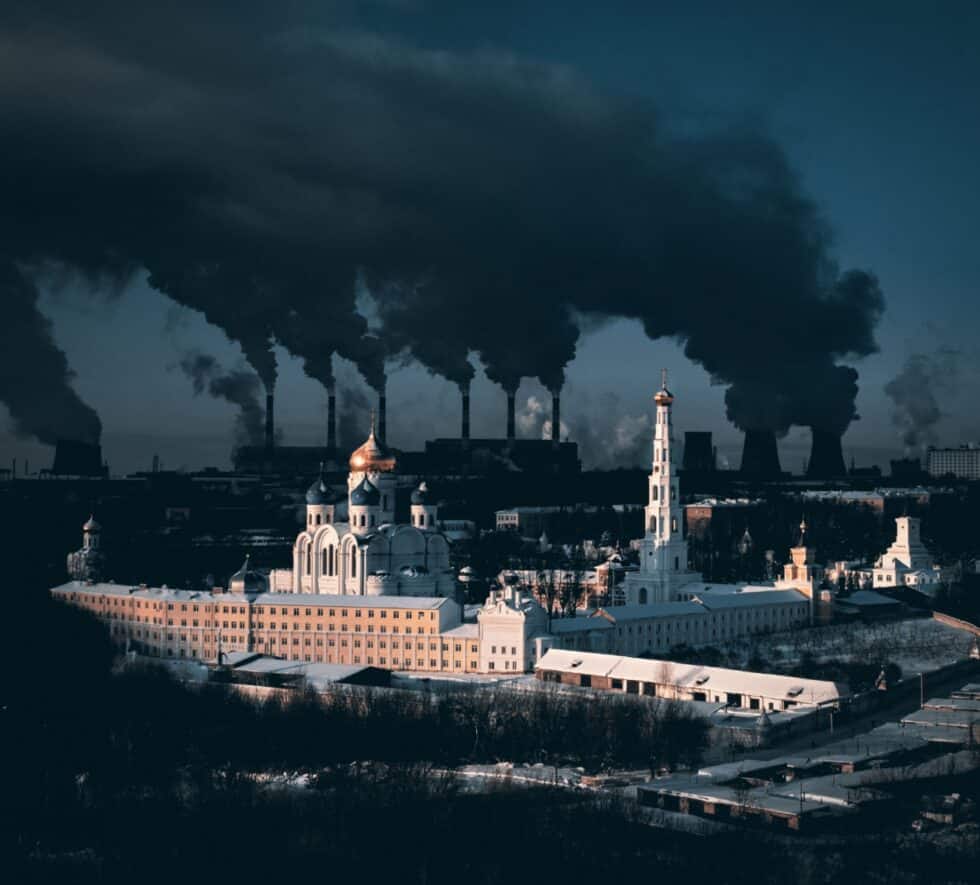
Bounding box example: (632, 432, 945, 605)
(536, 649, 846, 706)
(694, 589, 807, 610)
(547, 616, 614, 634)
(234, 656, 374, 684)
(837, 590, 901, 607)
(596, 602, 705, 621)
(50, 581, 452, 610)
(442, 624, 479, 638)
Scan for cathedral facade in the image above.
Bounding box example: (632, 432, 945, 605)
(279, 421, 455, 598)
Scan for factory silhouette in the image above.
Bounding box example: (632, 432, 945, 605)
(37, 376, 849, 483)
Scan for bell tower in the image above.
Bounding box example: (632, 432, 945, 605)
(625, 371, 698, 604)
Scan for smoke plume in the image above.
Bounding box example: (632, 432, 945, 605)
(519, 393, 651, 468)
(179, 353, 264, 447)
(884, 351, 959, 449)
(337, 386, 373, 453)
(0, 261, 102, 444)
(0, 4, 883, 444)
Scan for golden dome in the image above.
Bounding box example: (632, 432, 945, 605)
(653, 368, 674, 405)
(349, 415, 397, 473)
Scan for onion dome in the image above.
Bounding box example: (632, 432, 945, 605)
(349, 477, 381, 506)
(410, 481, 430, 505)
(349, 413, 397, 473)
(83, 515, 101, 532)
(306, 463, 336, 505)
(228, 554, 267, 595)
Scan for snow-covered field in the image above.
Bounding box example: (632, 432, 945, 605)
(713, 617, 976, 676)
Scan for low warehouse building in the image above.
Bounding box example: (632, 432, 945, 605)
(535, 649, 847, 712)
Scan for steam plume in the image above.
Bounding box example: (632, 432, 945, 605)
(884, 351, 959, 449)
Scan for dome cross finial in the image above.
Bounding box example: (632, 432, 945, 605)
(661, 367, 668, 390)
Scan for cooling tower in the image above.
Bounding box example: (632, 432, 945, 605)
(740, 429, 782, 478)
(807, 428, 847, 478)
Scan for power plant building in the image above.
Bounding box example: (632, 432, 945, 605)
(927, 445, 980, 480)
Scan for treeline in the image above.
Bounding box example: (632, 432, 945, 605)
(17, 656, 710, 803)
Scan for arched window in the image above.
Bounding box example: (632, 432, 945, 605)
(351, 548, 357, 578)
(329, 544, 335, 575)
(315, 513, 321, 525)
(650, 516, 657, 533)
(638, 587, 648, 604)
(321, 549, 327, 573)
(305, 547, 311, 575)
(653, 486, 658, 501)
(369, 514, 375, 527)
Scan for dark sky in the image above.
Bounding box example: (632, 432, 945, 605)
(2, 2, 978, 474)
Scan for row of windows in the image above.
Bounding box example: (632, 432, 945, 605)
(252, 606, 435, 619)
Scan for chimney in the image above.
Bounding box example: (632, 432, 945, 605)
(807, 428, 846, 479)
(378, 383, 387, 444)
(506, 391, 516, 441)
(327, 387, 337, 451)
(740, 429, 782, 479)
(461, 384, 471, 440)
(551, 393, 560, 443)
(265, 392, 274, 452)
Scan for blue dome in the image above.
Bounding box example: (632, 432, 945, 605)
(306, 464, 337, 505)
(350, 477, 380, 506)
(410, 481, 430, 505)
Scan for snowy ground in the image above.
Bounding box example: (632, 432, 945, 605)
(712, 616, 976, 677)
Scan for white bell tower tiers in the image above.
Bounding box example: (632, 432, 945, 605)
(625, 370, 699, 604)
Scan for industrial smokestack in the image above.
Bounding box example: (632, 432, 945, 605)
(265, 392, 274, 452)
(327, 387, 337, 452)
(506, 391, 516, 441)
(378, 383, 387, 444)
(551, 393, 560, 443)
(740, 429, 782, 478)
(806, 428, 846, 479)
(461, 384, 471, 440)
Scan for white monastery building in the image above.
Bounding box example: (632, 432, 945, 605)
(52, 375, 823, 674)
(871, 516, 945, 594)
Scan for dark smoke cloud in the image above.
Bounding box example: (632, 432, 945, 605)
(179, 352, 264, 447)
(0, 3, 882, 443)
(884, 351, 960, 449)
(337, 385, 373, 452)
(0, 261, 102, 444)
